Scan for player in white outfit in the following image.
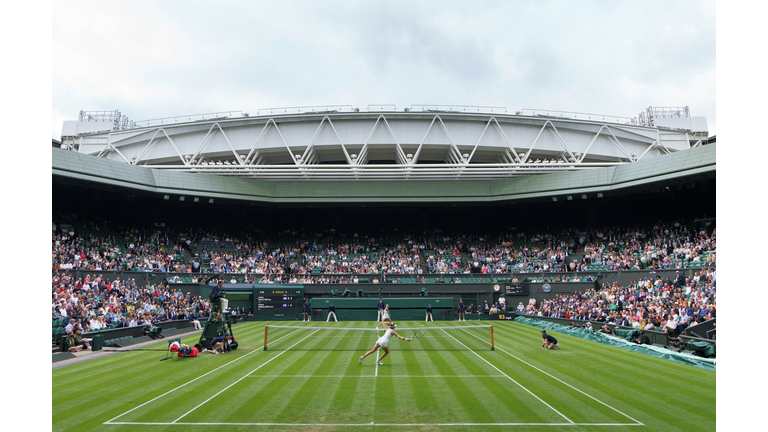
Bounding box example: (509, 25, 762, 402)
(376, 305, 393, 328)
(359, 323, 410, 365)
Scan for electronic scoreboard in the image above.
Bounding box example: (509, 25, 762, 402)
(252, 285, 304, 320)
(505, 284, 528, 295)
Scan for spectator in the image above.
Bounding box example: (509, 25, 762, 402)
(189, 309, 202, 330)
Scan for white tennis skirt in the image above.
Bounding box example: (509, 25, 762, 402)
(376, 338, 389, 348)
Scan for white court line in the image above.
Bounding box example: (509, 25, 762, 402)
(247, 375, 506, 378)
(103, 328, 302, 425)
(171, 329, 321, 424)
(459, 327, 645, 426)
(106, 421, 643, 427)
(441, 329, 575, 425)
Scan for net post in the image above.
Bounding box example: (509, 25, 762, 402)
(490, 325, 495, 350)
(264, 325, 269, 351)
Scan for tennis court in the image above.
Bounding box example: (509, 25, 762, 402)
(53, 321, 715, 431)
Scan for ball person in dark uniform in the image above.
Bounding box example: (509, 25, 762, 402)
(541, 329, 560, 350)
(303, 299, 311, 322)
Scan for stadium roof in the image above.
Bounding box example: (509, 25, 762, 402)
(52, 142, 715, 204)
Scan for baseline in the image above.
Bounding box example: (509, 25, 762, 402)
(246, 375, 506, 378)
(105, 421, 644, 427)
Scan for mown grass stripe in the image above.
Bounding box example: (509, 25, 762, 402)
(275, 323, 363, 424)
(464, 330, 639, 423)
(102, 327, 307, 424)
(170, 329, 320, 423)
(317, 323, 377, 424)
(471, 324, 715, 393)
(445, 328, 629, 425)
(419, 330, 493, 423)
(442, 328, 574, 424)
(50, 321, 715, 432)
(436, 330, 560, 424)
(201, 332, 332, 423)
(400, 349, 440, 415)
(440, 327, 566, 424)
(463, 322, 715, 430)
(127, 337, 314, 424)
(265, 330, 355, 423)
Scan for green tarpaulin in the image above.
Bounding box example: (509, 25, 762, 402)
(514, 317, 716, 372)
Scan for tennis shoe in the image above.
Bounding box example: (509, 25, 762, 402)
(376, 361, 384, 366)
(556, 344, 561, 349)
(359, 356, 363, 365)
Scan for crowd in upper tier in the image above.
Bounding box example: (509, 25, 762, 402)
(52, 215, 715, 279)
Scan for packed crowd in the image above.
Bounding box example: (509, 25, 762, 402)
(517, 267, 716, 334)
(468, 232, 576, 274)
(578, 221, 716, 271)
(301, 242, 423, 275)
(53, 216, 716, 279)
(52, 271, 212, 336)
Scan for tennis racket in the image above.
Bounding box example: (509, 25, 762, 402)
(409, 329, 425, 339)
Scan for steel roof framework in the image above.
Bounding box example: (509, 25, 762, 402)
(66, 110, 697, 180)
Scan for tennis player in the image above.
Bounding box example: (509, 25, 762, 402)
(359, 323, 410, 365)
(169, 341, 203, 357)
(541, 329, 561, 350)
(376, 304, 393, 328)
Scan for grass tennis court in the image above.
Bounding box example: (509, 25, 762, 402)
(52, 321, 715, 431)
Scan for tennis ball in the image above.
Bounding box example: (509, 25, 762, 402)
(422, 324, 424, 327)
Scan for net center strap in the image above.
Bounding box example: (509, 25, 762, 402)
(267, 325, 491, 331)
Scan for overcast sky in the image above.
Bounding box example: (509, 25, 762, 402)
(51, 0, 715, 139)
